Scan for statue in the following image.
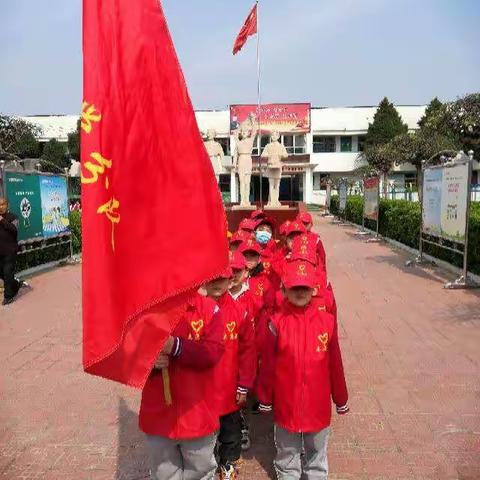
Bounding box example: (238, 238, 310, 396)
(69, 159, 81, 178)
(203, 129, 224, 182)
(261, 130, 288, 207)
(233, 113, 258, 207)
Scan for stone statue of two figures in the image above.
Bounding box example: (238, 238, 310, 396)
(231, 112, 288, 207)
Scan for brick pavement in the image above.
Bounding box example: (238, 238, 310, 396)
(1, 215, 479, 479)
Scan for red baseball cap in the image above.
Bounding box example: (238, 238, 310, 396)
(250, 210, 266, 220)
(255, 215, 276, 231)
(285, 221, 307, 237)
(290, 234, 317, 265)
(230, 230, 252, 244)
(239, 238, 262, 255)
(282, 260, 317, 289)
(279, 220, 292, 236)
(297, 212, 313, 224)
(239, 218, 257, 232)
(217, 266, 234, 279)
(229, 250, 247, 270)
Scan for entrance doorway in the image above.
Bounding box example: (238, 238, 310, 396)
(250, 174, 302, 202)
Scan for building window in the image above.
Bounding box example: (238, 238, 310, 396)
(404, 172, 417, 189)
(313, 136, 336, 153)
(340, 136, 352, 152)
(282, 134, 306, 155)
(216, 138, 230, 156)
(252, 135, 269, 155)
(357, 135, 366, 152)
(313, 173, 329, 191)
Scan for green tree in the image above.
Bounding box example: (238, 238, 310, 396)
(365, 97, 408, 148)
(0, 115, 41, 160)
(446, 93, 480, 158)
(389, 131, 459, 199)
(41, 138, 68, 173)
(67, 119, 80, 161)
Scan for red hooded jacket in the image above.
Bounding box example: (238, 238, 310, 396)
(212, 293, 257, 416)
(139, 294, 225, 439)
(256, 299, 348, 433)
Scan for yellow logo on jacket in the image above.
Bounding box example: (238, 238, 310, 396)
(188, 319, 204, 340)
(316, 333, 329, 352)
(224, 321, 238, 340)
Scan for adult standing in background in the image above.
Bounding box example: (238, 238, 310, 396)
(0, 197, 21, 305)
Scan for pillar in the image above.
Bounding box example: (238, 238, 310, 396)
(230, 170, 238, 203)
(303, 169, 313, 204)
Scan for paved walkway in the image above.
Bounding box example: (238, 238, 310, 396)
(1, 215, 479, 480)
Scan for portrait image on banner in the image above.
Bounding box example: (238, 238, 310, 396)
(339, 181, 348, 212)
(230, 103, 311, 134)
(422, 168, 443, 237)
(39, 176, 70, 237)
(363, 177, 380, 220)
(4, 172, 43, 241)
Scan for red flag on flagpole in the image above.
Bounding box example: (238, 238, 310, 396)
(233, 3, 258, 55)
(81, 0, 229, 388)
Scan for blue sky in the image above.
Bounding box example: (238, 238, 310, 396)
(1, 0, 479, 115)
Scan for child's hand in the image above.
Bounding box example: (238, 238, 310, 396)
(161, 336, 175, 355)
(236, 392, 247, 406)
(154, 354, 170, 369)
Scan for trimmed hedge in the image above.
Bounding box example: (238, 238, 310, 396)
(330, 195, 480, 275)
(16, 211, 82, 272)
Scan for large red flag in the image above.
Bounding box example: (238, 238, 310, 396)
(82, 0, 229, 388)
(233, 3, 258, 55)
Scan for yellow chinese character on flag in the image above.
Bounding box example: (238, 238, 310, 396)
(82, 152, 112, 187)
(97, 197, 121, 251)
(81, 101, 102, 134)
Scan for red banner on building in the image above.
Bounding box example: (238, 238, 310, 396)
(230, 103, 311, 134)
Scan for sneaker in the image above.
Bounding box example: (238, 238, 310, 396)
(241, 428, 251, 451)
(219, 464, 237, 480)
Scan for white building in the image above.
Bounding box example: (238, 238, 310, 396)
(21, 104, 478, 204)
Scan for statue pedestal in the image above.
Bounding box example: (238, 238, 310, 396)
(231, 205, 256, 211)
(225, 202, 305, 234)
(264, 205, 290, 210)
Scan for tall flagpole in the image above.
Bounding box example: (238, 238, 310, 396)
(256, 0, 263, 208)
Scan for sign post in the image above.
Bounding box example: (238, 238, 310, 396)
(413, 151, 477, 289)
(364, 176, 381, 243)
(3, 171, 73, 266)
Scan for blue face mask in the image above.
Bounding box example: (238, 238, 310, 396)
(256, 230, 272, 245)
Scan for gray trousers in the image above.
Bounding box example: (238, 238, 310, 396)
(274, 425, 330, 480)
(146, 432, 218, 480)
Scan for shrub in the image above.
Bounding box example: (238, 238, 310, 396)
(330, 196, 480, 274)
(17, 212, 82, 272)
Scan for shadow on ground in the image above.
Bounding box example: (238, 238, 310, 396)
(116, 398, 150, 480)
(115, 399, 277, 479)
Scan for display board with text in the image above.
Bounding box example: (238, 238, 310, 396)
(363, 177, 380, 221)
(422, 163, 469, 244)
(339, 181, 348, 213)
(230, 103, 311, 134)
(4, 172, 70, 242)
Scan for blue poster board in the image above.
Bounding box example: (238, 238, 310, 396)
(39, 175, 70, 237)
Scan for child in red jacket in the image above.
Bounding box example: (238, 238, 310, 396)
(297, 211, 327, 271)
(206, 264, 256, 480)
(257, 260, 349, 480)
(139, 293, 225, 480)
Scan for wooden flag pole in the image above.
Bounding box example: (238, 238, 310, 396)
(162, 368, 172, 405)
